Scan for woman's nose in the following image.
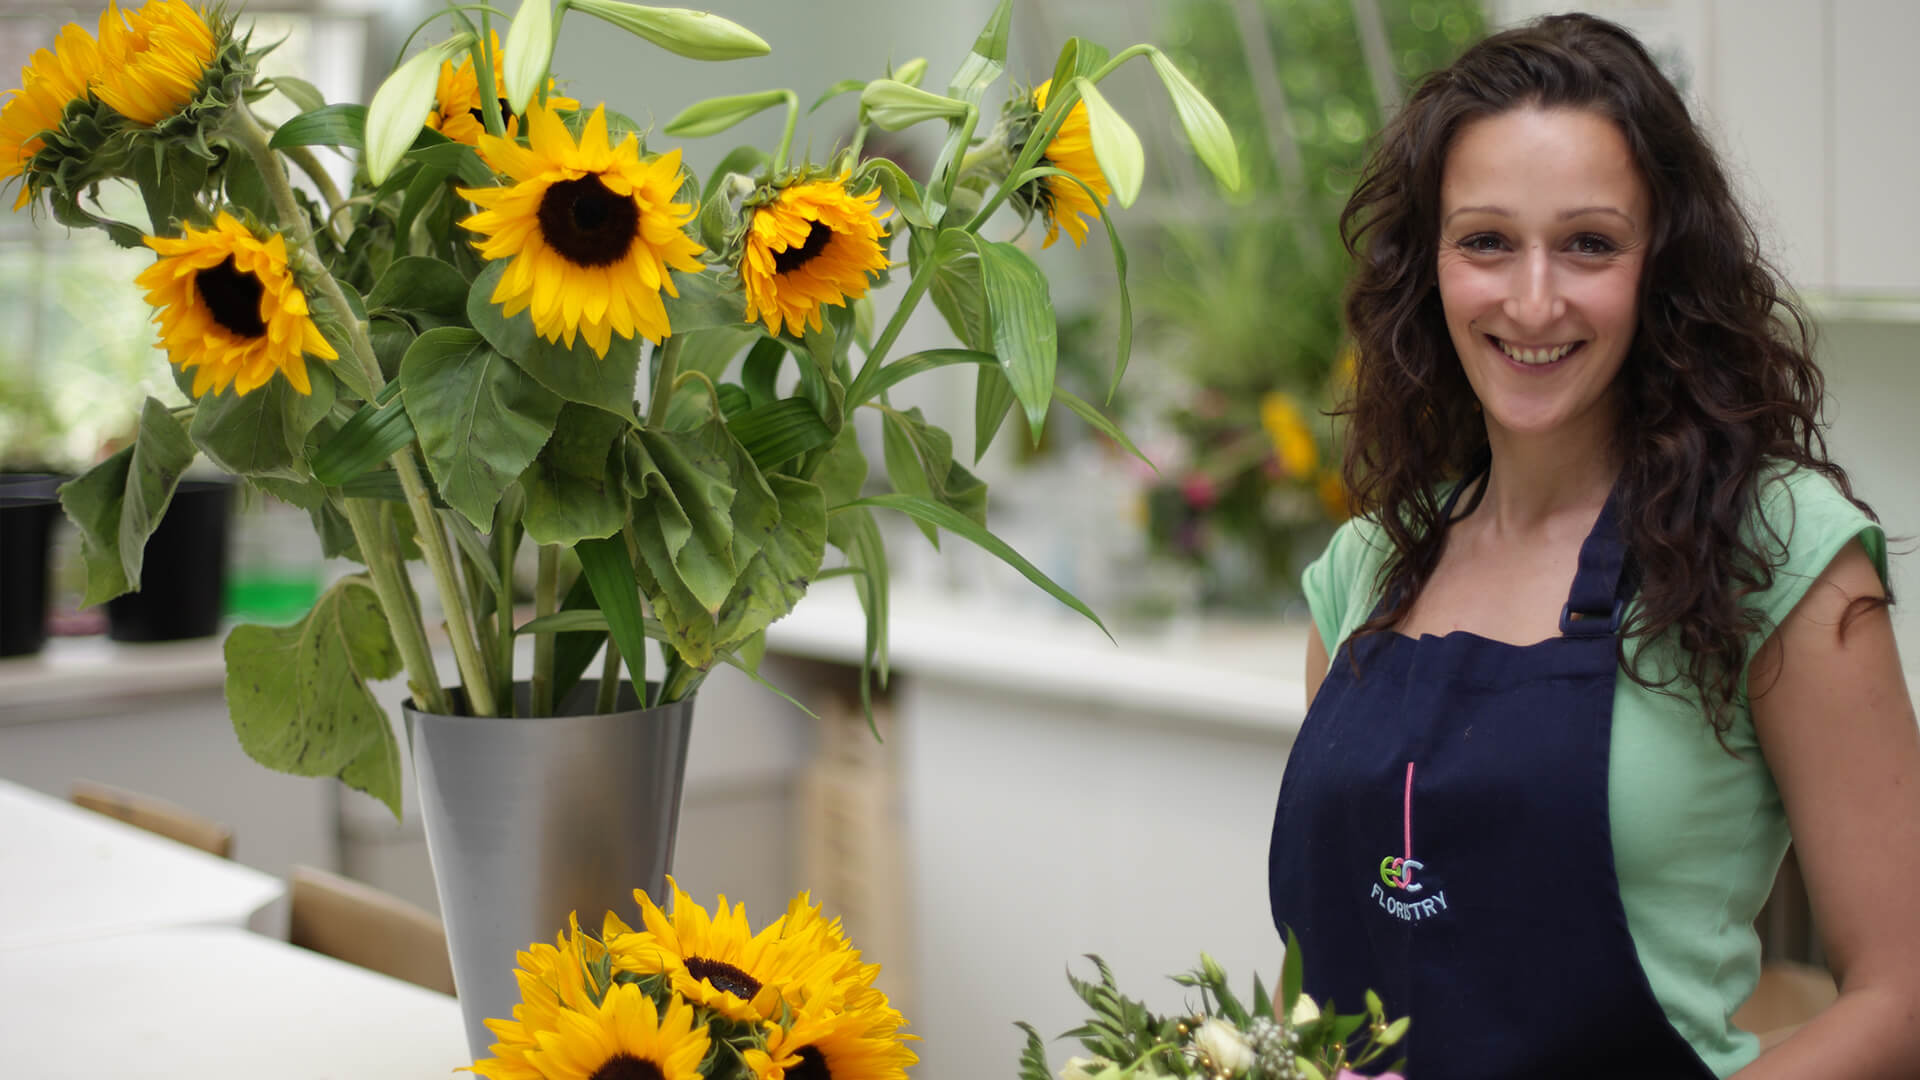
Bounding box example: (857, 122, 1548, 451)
(1501, 246, 1567, 329)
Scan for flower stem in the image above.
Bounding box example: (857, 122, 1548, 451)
(230, 101, 500, 718)
(647, 335, 684, 428)
(532, 544, 558, 715)
(596, 639, 621, 713)
(848, 258, 936, 404)
(770, 90, 801, 174)
(341, 498, 450, 714)
(470, 23, 508, 139)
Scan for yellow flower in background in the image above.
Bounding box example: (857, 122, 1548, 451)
(743, 1004, 919, 1080)
(608, 876, 840, 1024)
(94, 0, 214, 126)
(460, 100, 704, 357)
(520, 983, 709, 1080)
(739, 173, 889, 338)
(135, 211, 337, 397)
(1259, 392, 1318, 479)
(1025, 79, 1110, 249)
(0, 23, 101, 208)
(426, 30, 579, 148)
(1316, 468, 1351, 523)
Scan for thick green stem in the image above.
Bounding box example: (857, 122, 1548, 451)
(341, 499, 450, 714)
(231, 101, 499, 717)
(646, 335, 684, 427)
(458, 538, 504, 698)
(849, 259, 936, 402)
(770, 90, 801, 174)
(532, 545, 558, 715)
(469, 21, 507, 139)
(494, 501, 518, 714)
(596, 640, 622, 713)
(281, 145, 348, 242)
(660, 658, 703, 704)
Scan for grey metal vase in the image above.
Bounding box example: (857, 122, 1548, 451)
(406, 681, 695, 1061)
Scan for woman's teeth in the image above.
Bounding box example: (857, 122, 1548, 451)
(1495, 338, 1578, 365)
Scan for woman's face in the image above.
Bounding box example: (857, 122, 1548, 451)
(1436, 105, 1650, 445)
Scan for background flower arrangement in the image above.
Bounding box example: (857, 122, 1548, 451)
(470, 878, 915, 1080)
(2, 0, 1240, 813)
(1018, 941, 1407, 1080)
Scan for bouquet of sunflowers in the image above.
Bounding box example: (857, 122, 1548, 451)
(472, 877, 915, 1080)
(2, 0, 1239, 814)
(1020, 942, 1407, 1080)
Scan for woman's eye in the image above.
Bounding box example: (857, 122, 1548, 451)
(1570, 233, 1617, 255)
(1457, 233, 1505, 253)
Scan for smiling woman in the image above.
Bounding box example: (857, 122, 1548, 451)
(1265, 11, 1920, 1080)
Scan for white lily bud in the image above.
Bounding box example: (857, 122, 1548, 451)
(1192, 1018, 1256, 1076)
(567, 0, 770, 61)
(502, 0, 555, 116)
(1070, 76, 1143, 208)
(365, 35, 474, 185)
(861, 79, 969, 131)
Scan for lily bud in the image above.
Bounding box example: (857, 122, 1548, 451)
(861, 79, 968, 130)
(365, 35, 474, 184)
(1071, 76, 1142, 208)
(502, 0, 555, 115)
(1148, 48, 1241, 192)
(892, 56, 928, 88)
(567, 0, 770, 61)
(665, 89, 789, 137)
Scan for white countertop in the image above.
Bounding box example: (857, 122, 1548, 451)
(0, 926, 469, 1077)
(0, 779, 285, 949)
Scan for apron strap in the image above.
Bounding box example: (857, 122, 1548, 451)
(1560, 488, 1634, 637)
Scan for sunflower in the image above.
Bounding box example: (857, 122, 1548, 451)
(135, 212, 338, 397)
(743, 1005, 918, 1080)
(426, 30, 579, 148)
(607, 876, 843, 1024)
(459, 100, 704, 358)
(738, 173, 889, 338)
(773, 892, 897, 1024)
(93, 0, 215, 127)
(475, 917, 616, 1080)
(0, 22, 101, 209)
(1010, 79, 1110, 249)
(518, 982, 709, 1080)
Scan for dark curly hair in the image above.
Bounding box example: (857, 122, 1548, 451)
(1336, 12, 1882, 733)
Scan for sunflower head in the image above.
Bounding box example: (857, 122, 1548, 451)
(133, 211, 338, 397)
(0, 22, 102, 210)
(514, 983, 710, 1080)
(458, 100, 705, 357)
(475, 915, 619, 1080)
(426, 30, 581, 148)
(93, 0, 231, 128)
(742, 1003, 919, 1080)
(737, 169, 890, 338)
(1004, 78, 1111, 249)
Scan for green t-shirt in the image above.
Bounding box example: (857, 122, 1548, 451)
(1300, 466, 1887, 1078)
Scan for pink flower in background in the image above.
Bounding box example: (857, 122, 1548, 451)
(1181, 472, 1217, 510)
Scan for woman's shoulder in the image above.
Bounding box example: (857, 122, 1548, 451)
(1301, 515, 1394, 652)
(1741, 459, 1889, 631)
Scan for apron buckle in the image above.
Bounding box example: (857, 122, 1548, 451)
(1559, 598, 1624, 636)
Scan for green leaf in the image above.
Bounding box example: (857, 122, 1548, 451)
(550, 568, 610, 706)
(665, 89, 790, 137)
(1016, 164, 1132, 397)
(575, 535, 651, 702)
(857, 157, 929, 230)
(728, 397, 833, 471)
(627, 428, 739, 613)
(1013, 1022, 1051, 1080)
(841, 494, 1108, 641)
(466, 260, 642, 415)
(660, 268, 750, 336)
(406, 140, 494, 187)
(921, 239, 991, 352)
(973, 238, 1057, 444)
(268, 103, 366, 150)
(129, 140, 209, 235)
(849, 347, 995, 409)
(947, 0, 1012, 106)
(974, 362, 1017, 464)
(365, 36, 473, 184)
(400, 326, 564, 528)
(701, 145, 770, 204)
(1069, 76, 1143, 209)
(1252, 973, 1272, 1022)
(566, 0, 770, 60)
(881, 409, 937, 546)
(1147, 47, 1242, 192)
(368, 315, 418, 384)
(1053, 388, 1151, 470)
(224, 576, 403, 817)
(310, 396, 417, 486)
(1378, 1016, 1410, 1047)
(270, 75, 327, 114)
(811, 420, 868, 508)
(827, 504, 889, 689)
(520, 403, 628, 545)
(879, 406, 982, 544)
(502, 0, 556, 116)
(368, 255, 471, 322)
(1047, 37, 1110, 97)
(741, 337, 786, 407)
(190, 368, 337, 480)
(1281, 928, 1304, 1016)
(55, 399, 195, 606)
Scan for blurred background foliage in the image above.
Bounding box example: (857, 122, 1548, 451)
(1125, 0, 1483, 611)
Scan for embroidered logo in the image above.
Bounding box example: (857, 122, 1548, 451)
(1368, 761, 1449, 922)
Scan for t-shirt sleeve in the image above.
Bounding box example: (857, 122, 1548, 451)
(1739, 466, 1890, 687)
(1301, 517, 1385, 655)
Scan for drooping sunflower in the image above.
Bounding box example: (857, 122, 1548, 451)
(459, 100, 704, 358)
(93, 0, 215, 127)
(519, 983, 710, 1080)
(742, 1004, 919, 1080)
(474, 916, 614, 1080)
(134, 212, 338, 397)
(738, 172, 889, 338)
(607, 875, 843, 1024)
(1008, 79, 1111, 249)
(0, 23, 101, 209)
(425, 30, 580, 148)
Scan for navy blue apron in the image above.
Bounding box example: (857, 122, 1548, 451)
(1268, 475, 1716, 1079)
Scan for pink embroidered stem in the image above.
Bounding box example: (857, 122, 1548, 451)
(1403, 761, 1415, 863)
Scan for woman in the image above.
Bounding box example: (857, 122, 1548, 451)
(1267, 13, 1920, 1079)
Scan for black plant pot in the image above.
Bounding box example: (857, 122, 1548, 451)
(0, 474, 63, 658)
(106, 479, 233, 643)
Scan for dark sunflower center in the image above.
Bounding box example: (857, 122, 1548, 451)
(537, 175, 639, 268)
(772, 220, 834, 275)
(195, 256, 268, 339)
(684, 956, 762, 1000)
(786, 1046, 832, 1080)
(588, 1053, 666, 1080)
(468, 98, 516, 129)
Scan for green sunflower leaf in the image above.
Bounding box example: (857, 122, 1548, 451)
(190, 365, 338, 480)
(741, 337, 787, 408)
(971, 237, 1057, 446)
(520, 402, 629, 546)
(56, 399, 195, 607)
(811, 420, 869, 509)
(399, 326, 564, 529)
(368, 255, 471, 323)
(466, 259, 644, 416)
(661, 268, 750, 335)
(225, 575, 403, 818)
(627, 427, 737, 612)
(267, 103, 367, 150)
